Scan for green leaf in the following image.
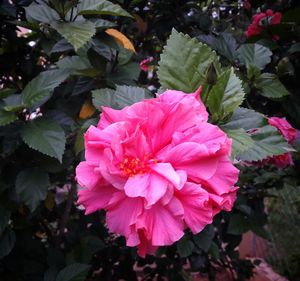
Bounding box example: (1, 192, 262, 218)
(51, 21, 96, 51)
(74, 118, 97, 155)
(21, 118, 66, 162)
(237, 44, 272, 70)
(193, 225, 214, 252)
(238, 125, 294, 161)
(0, 88, 16, 99)
(222, 108, 294, 161)
(247, 65, 261, 80)
(56, 263, 90, 281)
(0, 228, 16, 259)
(198, 32, 238, 61)
(251, 225, 269, 240)
(92, 85, 151, 109)
(209, 242, 220, 260)
(109, 62, 140, 85)
(256, 73, 290, 98)
(0, 205, 11, 236)
(77, 0, 132, 17)
(207, 68, 245, 121)
(227, 214, 250, 235)
(3, 94, 23, 112)
(92, 19, 117, 29)
(25, 1, 59, 24)
(0, 107, 17, 126)
(21, 69, 70, 109)
(288, 43, 300, 54)
(177, 235, 195, 258)
(92, 88, 115, 109)
(51, 39, 74, 54)
(158, 29, 218, 93)
(16, 168, 50, 211)
(222, 107, 267, 131)
(57, 56, 92, 75)
(225, 129, 255, 158)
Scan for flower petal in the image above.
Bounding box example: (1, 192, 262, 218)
(106, 192, 143, 237)
(203, 156, 239, 195)
(150, 163, 181, 188)
(124, 173, 169, 206)
(176, 182, 212, 234)
(78, 184, 115, 215)
(76, 161, 102, 189)
(137, 200, 184, 246)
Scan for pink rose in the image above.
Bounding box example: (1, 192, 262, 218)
(76, 87, 239, 257)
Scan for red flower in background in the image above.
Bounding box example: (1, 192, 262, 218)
(267, 117, 297, 168)
(245, 9, 282, 39)
(243, 0, 251, 11)
(140, 57, 154, 72)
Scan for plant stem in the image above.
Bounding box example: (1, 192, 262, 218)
(56, 181, 76, 246)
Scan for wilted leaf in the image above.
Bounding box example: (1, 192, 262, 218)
(79, 100, 96, 119)
(105, 28, 135, 52)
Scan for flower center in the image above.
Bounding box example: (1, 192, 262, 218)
(119, 155, 157, 177)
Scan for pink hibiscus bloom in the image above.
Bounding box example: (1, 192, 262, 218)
(245, 9, 282, 39)
(76, 87, 239, 257)
(267, 117, 297, 168)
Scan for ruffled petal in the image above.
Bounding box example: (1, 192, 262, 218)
(150, 162, 181, 188)
(203, 156, 239, 195)
(124, 173, 168, 206)
(176, 182, 213, 234)
(76, 161, 102, 189)
(106, 192, 144, 237)
(78, 184, 116, 215)
(136, 199, 184, 246)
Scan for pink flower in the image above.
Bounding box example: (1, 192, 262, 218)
(245, 9, 282, 39)
(268, 117, 297, 144)
(140, 57, 154, 72)
(266, 117, 297, 168)
(243, 0, 251, 11)
(76, 87, 239, 257)
(16, 26, 31, 38)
